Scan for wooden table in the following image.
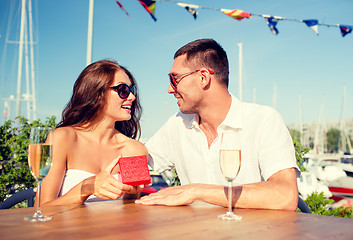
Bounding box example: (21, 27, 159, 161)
(1, 200, 353, 240)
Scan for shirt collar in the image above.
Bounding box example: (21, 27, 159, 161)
(183, 94, 243, 130)
(220, 94, 243, 131)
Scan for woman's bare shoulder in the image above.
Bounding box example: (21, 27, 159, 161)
(53, 126, 78, 144)
(120, 135, 147, 157)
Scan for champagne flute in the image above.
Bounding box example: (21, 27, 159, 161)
(218, 131, 242, 221)
(24, 127, 53, 222)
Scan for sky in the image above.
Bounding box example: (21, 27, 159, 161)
(0, 0, 352, 141)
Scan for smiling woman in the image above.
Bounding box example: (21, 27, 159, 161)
(38, 59, 148, 206)
(57, 60, 142, 139)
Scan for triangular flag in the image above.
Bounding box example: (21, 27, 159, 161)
(264, 16, 280, 35)
(176, 3, 198, 19)
(339, 25, 352, 37)
(221, 8, 251, 21)
(116, 1, 129, 17)
(303, 19, 319, 35)
(138, 0, 157, 21)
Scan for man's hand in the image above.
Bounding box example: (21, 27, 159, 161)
(135, 184, 197, 206)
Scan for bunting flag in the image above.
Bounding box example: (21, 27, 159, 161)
(264, 16, 281, 35)
(221, 8, 251, 21)
(339, 25, 353, 37)
(176, 3, 198, 19)
(116, 1, 129, 17)
(303, 19, 319, 35)
(138, 0, 157, 21)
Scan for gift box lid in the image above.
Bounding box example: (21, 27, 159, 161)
(118, 155, 151, 186)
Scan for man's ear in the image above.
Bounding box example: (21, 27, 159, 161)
(199, 69, 212, 90)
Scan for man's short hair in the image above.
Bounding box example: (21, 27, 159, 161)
(174, 39, 229, 87)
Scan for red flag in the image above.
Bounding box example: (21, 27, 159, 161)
(116, 1, 129, 17)
(221, 8, 251, 21)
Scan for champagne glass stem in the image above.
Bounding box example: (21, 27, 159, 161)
(35, 181, 42, 217)
(227, 180, 233, 214)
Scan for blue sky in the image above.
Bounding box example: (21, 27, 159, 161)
(0, 0, 352, 140)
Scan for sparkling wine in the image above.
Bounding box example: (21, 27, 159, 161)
(219, 149, 241, 180)
(28, 144, 52, 182)
(25, 127, 53, 222)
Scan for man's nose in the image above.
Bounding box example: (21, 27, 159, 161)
(168, 84, 175, 94)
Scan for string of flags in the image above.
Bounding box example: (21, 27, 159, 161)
(115, 0, 353, 37)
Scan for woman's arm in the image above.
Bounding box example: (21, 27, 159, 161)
(42, 157, 133, 205)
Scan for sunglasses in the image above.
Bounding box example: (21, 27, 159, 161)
(109, 83, 136, 99)
(168, 69, 214, 89)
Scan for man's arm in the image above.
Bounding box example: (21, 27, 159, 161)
(136, 168, 298, 211)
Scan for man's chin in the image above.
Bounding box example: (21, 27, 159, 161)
(179, 107, 193, 114)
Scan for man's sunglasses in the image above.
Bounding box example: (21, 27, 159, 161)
(109, 83, 136, 99)
(168, 69, 214, 89)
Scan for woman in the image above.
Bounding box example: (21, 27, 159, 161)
(40, 60, 147, 205)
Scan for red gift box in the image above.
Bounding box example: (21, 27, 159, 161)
(118, 155, 151, 186)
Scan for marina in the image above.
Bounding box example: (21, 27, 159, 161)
(299, 152, 353, 206)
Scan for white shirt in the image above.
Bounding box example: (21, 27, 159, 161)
(146, 95, 300, 186)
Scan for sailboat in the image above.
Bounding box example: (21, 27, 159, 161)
(304, 152, 353, 203)
(340, 155, 353, 177)
(328, 175, 353, 201)
(326, 153, 353, 202)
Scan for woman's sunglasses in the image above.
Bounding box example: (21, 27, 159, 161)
(109, 83, 136, 99)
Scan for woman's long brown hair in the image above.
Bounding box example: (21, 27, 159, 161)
(57, 60, 142, 139)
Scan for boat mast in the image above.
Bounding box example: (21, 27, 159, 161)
(339, 85, 353, 154)
(272, 83, 277, 109)
(298, 94, 304, 145)
(252, 87, 256, 103)
(24, 19, 31, 120)
(28, 0, 37, 120)
(16, 0, 26, 117)
(237, 42, 242, 101)
(86, 0, 94, 66)
(313, 97, 326, 154)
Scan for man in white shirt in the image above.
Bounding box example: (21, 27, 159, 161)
(136, 39, 300, 211)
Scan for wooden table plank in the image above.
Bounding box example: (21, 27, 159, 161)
(0, 200, 352, 240)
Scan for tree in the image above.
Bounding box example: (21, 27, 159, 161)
(289, 129, 301, 142)
(326, 128, 340, 153)
(0, 116, 57, 202)
(292, 137, 309, 172)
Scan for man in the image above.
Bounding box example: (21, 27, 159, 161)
(136, 39, 300, 211)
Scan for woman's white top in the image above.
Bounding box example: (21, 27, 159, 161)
(59, 169, 121, 202)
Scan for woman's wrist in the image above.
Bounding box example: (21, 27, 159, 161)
(80, 176, 96, 202)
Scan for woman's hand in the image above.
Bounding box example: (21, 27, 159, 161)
(93, 157, 133, 200)
(123, 183, 151, 199)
